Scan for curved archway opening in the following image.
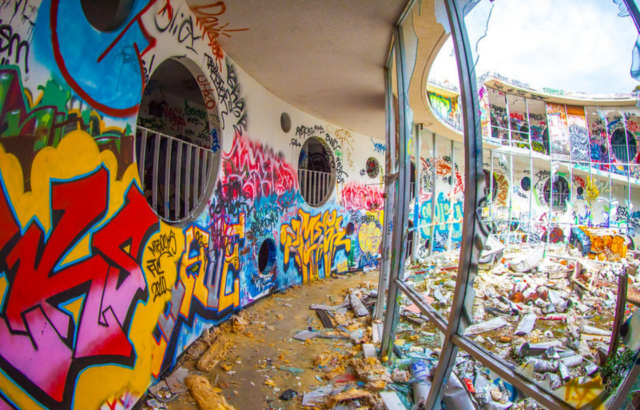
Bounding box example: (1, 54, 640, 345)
(136, 57, 221, 224)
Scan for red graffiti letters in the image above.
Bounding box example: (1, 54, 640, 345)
(0, 167, 158, 406)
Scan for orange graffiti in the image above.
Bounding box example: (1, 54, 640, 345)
(280, 209, 351, 283)
(189, 2, 249, 65)
(218, 213, 245, 312)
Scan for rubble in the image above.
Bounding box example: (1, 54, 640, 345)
(143, 238, 638, 410)
(392, 239, 639, 409)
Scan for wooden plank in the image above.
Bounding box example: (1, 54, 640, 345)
(316, 309, 335, 328)
(185, 374, 237, 410)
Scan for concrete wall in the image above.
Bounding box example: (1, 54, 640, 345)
(0, 1, 386, 408)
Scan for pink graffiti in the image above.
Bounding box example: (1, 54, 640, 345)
(220, 132, 298, 202)
(342, 182, 384, 211)
(0, 168, 157, 403)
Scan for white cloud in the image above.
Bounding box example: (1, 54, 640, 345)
(429, 0, 639, 94)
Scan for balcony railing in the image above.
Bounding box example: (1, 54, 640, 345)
(136, 126, 215, 222)
(298, 168, 333, 206)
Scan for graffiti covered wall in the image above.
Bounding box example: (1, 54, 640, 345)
(0, 0, 386, 409)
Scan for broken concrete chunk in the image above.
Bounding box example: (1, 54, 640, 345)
(165, 366, 189, 394)
(525, 357, 558, 373)
(363, 343, 377, 359)
(514, 313, 537, 336)
(328, 389, 372, 408)
(509, 247, 544, 273)
(197, 336, 232, 372)
(184, 375, 237, 410)
(519, 341, 563, 357)
(293, 330, 318, 341)
(560, 355, 583, 368)
(464, 318, 508, 336)
(350, 292, 370, 317)
(379, 391, 406, 410)
(302, 385, 339, 406)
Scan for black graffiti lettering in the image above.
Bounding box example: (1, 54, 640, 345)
(152, 275, 169, 301)
(0, 20, 30, 73)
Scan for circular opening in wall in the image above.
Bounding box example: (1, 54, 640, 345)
(281, 112, 292, 133)
(136, 57, 221, 225)
(81, 0, 135, 32)
(298, 137, 335, 207)
(258, 238, 277, 274)
(366, 157, 380, 178)
(346, 222, 355, 236)
(520, 176, 531, 192)
(544, 176, 570, 212)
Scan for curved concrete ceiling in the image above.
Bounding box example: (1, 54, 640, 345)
(188, 0, 408, 139)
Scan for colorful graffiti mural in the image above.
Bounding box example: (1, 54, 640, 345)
(0, 131, 177, 409)
(0, 0, 386, 408)
(281, 209, 351, 283)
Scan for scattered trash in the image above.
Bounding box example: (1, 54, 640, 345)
(279, 389, 298, 401)
(379, 391, 406, 410)
(464, 318, 508, 336)
(350, 292, 370, 317)
(293, 330, 318, 341)
(278, 366, 305, 376)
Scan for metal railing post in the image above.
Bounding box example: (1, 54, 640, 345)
(429, 133, 437, 255)
(375, 61, 397, 320)
(422, 0, 489, 407)
(381, 22, 413, 360)
(412, 124, 422, 262)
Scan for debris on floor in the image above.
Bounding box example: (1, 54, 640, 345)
(392, 239, 639, 409)
(142, 238, 639, 409)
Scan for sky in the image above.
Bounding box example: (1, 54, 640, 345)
(428, 0, 640, 94)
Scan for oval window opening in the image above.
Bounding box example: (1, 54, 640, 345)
(281, 112, 292, 133)
(136, 58, 220, 224)
(366, 157, 380, 178)
(298, 137, 335, 207)
(258, 239, 277, 274)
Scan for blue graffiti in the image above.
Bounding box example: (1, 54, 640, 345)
(371, 138, 386, 154)
(34, 0, 153, 115)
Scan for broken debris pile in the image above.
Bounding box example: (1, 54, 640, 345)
(392, 240, 639, 409)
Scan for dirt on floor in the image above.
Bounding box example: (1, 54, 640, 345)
(157, 269, 380, 410)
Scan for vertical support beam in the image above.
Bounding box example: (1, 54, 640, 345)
(374, 63, 397, 320)
(429, 133, 437, 255)
(589, 163, 593, 227)
(508, 152, 513, 244)
(609, 157, 613, 227)
(548, 158, 553, 244)
(447, 139, 455, 250)
(489, 149, 494, 232)
(528, 152, 534, 243)
(608, 269, 629, 359)
(412, 124, 422, 262)
(381, 24, 413, 360)
(422, 0, 489, 407)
